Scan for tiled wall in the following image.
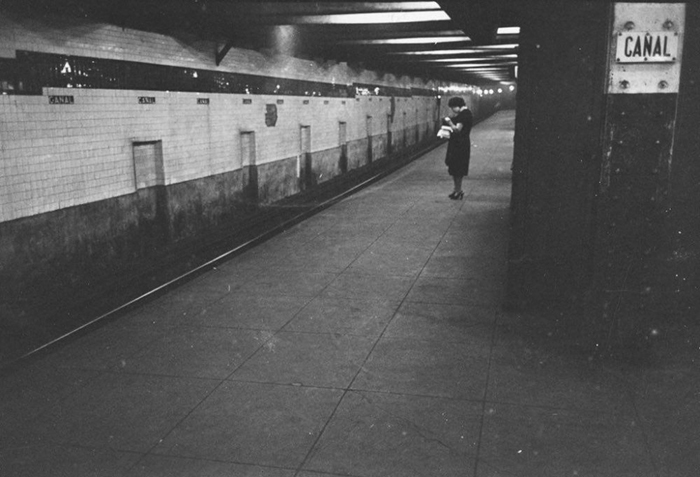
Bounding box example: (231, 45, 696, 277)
(0, 11, 455, 224)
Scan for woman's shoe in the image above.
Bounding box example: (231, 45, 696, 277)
(449, 191, 464, 200)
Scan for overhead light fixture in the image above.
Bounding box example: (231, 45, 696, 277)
(413, 55, 518, 63)
(294, 10, 451, 25)
(341, 36, 471, 45)
(389, 45, 518, 55)
(497, 27, 521, 35)
(474, 44, 519, 49)
(454, 69, 510, 73)
(443, 61, 518, 68)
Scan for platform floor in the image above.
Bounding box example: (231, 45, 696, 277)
(1, 111, 696, 476)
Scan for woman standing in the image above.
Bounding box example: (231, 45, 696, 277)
(443, 97, 473, 200)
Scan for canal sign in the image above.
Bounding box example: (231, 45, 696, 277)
(616, 31, 678, 63)
(608, 3, 685, 94)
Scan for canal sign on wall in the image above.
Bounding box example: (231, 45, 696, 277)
(608, 3, 685, 94)
(616, 31, 678, 63)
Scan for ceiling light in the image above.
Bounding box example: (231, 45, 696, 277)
(389, 45, 518, 55)
(443, 61, 518, 68)
(341, 36, 471, 45)
(294, 10, 450, 25)
(497, 27, 521, 35)
(474, 44, 519, 49)
(412, 55, 518, 63)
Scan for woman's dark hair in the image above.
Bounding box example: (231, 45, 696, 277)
(447, 97, 466, 108)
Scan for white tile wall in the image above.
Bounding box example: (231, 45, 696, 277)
(0, 11, 465, 223)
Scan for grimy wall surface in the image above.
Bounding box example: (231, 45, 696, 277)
(507, 2, 700, 348)
(507, 2, 610, 310)
(0, 9, 507, 358)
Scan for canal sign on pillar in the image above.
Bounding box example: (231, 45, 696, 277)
(608, 3, 685, 94)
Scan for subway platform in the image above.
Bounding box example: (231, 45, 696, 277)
(1, 111, 696, 476)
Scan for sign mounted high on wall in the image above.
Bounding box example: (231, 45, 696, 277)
(608, 3, 685, 94)
(616, 31, 679, 63)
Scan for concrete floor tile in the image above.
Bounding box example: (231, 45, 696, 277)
(28, 373, 218, 452)
(296, 472, 356, 477)
(477, 403, 655, 477)
(0, 364, 99, 437)
(402, 203, 462, 218)
(230, 331, 375, 388)
(434, 233, 489, 252)
(0, 445, 141, 477)
(322, 220, 391, 236)
(187, 294, 310, 330)
(118, 326, 265, 378)
(285, 296, 399, 337)
(257, 248, 363, 272)
(406, 277, 503, 306)
(439, 225, 507, 243)
(237, 247, 325, 269)
(117, 282, 232, 329)
(380, 223, 449, 244)
(277, 221, 336, 242)
(178, 268, 259, 295)
(421, 255, 507, 280)
(218, 247, 296, 272)
(240, 271, 339, 297)
(117, 296, 193, 328)
(430, 242, 486, 258)
(37, 322, 166, 371)
(303, 391, 481, 477)
(153, 381, 343, 468)
(160, 280, 233, 307)
(128, 455, 295, 476)
(309, 231, 378, 250)
(368, 237, 438, 253)
(351, 337, 489, 400)
(321, 272, 415, 303)
(349, 245, 434, 277)
(383, 302, 495, 343)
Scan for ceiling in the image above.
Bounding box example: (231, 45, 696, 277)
(10, 0, 522, 86)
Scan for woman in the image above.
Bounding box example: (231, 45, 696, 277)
(443, 96, 473, 200)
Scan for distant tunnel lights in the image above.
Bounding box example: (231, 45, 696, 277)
(340, 36, 471, 45)
(389, 45, 518, 55)
(416, 55, 518, 63)
(293, 10, 451, 25)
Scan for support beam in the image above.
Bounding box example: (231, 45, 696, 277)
(216, 40, 234, 66)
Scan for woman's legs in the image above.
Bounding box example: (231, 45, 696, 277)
(452, 175, 463, 193)
(448, 175, 464, 199)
